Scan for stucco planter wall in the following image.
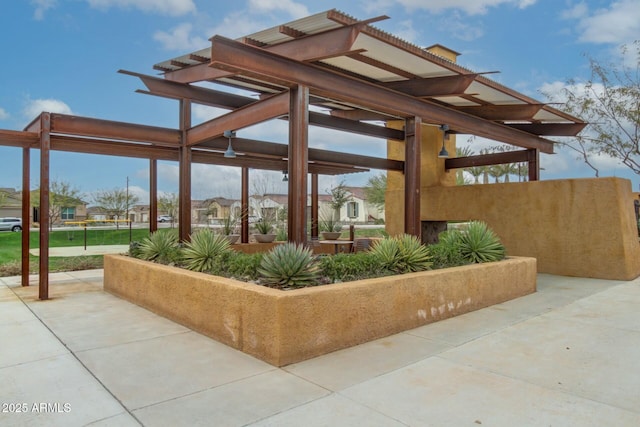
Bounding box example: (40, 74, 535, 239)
(104, 254, 536, 366)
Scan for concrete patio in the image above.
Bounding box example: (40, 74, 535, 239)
(1, 270, 639, 426)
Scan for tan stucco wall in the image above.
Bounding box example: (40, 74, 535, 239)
(104, 254, 536, 366)
(386, 120, 456, 236)
(403, 177, 640, 280)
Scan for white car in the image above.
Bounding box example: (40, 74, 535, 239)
(0, 217, 22, 232)
(158, 215, 173, 223)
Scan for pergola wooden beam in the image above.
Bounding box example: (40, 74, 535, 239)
(444, 149, 532, 169)
(208, 36, 556, 154)
(122, 70, 405, 141)
(382, 74, 478, 97)
(186, 92, 289, 146)
(162, 24, 364, 83)
(506, 122, 587, 136)
(199, 137, 403, 171)
(49, 114, 181, 146)
(453, 104, 544, 121)
(0, 129, 38, 148)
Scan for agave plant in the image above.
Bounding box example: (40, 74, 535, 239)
(396, 234, 432, 272)
(182, 228, 232, 272)
(370, 234, 432, 273)
(370, 237, 401, 272)
(258, 243, 319, 288)
(458, 221, 506, 263)
(138, 231, 179, 264)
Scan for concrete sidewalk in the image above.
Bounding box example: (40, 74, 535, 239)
(28, 245, 130, 257)
(1, 270, 639, 426)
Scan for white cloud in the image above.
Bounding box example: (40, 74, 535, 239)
(0, 108, 9, 121)
(564, 0, 640, 44)
(153, 22, 208, 51)
(394, 19, 420, 43)
(23, 98, 73, 119)
(85, 0, 196, 16)
(192, 104, 227, 124)
(393, 0, 537, 15)
(247, 0, 309, 19)
(31, 0, 57, 20)
(445, 12, 485, 41)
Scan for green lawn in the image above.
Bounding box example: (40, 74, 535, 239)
(0, 228, 151, 267)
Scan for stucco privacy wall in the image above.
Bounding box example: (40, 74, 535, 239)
(104, 255, 536, 366)
(406, 177, 640, 280)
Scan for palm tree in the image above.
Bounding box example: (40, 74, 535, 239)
(467, 166, 485, 184)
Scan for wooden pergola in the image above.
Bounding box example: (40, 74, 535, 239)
(0, 9, 585, 299)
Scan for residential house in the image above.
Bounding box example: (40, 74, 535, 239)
(252, 187, 385, 225)
(198, 197, 241, 224)
(0, 188, 87, 226)
(0, 188, 22, 218)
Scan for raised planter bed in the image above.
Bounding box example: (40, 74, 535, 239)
(104, 254, 536, 366)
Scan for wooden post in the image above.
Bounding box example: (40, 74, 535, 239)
(311, 173, 318, 240)
(404, 117, 421, 237)
(39, 113, 51, 300)
(21, 147, 30, 287)
(149, 159, 158, 233)
(178, 100, 192, 241)
(528, 148, 539, 181)
(287, 85, 309, 245)
(241, 166, 249, 243)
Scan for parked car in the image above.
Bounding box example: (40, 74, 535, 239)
(0, 217, 22, 232)
(157, 215, 173, 223)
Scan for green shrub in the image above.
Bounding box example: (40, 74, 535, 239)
(258, 243, 319, 288)
(129, 241, 142, 258)
(182, 229, 232, 272)
(225, 252, 263, 281)
(428, 230, 469, 269)
(319, 252, 388, 282)
(138, 230, 181, 265)
(370, 234, 432, 273)
(458, 221, 506, 263)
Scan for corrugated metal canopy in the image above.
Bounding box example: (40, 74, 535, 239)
(154, 9, 584, 134)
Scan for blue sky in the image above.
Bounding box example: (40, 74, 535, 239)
(1, 0, 639, 202)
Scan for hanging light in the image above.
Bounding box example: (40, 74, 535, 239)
(223, 130, 236, 158)
(282, 170, 289, 182)
(438, 124, 449, 158)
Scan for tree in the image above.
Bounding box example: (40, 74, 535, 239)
(93, 188, 139, 229)
(32, 180, 83, 230)
(456, 146, 474, 186)
(364, 173, 386, 211)
(158, 193, 179, 228)
(327, 180, 352, 221)
(546, 41, 640, 177)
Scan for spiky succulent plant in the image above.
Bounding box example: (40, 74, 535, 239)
(258, 243, 319, 288)
(458, 221, 506, 263)
(182, 228, 232, 272)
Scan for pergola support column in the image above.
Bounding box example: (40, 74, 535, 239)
(528, 148, 539, 181)
(21, 148, 30, 287)
(241, 166, 249, 243)
(311, 173, 319, 240)
(39, 113, 51, 300)
(287, 85, 309, 245)
(404, 117, 421, 237)
(149, 159, 158, 233)
(179, 100, 192, 241)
